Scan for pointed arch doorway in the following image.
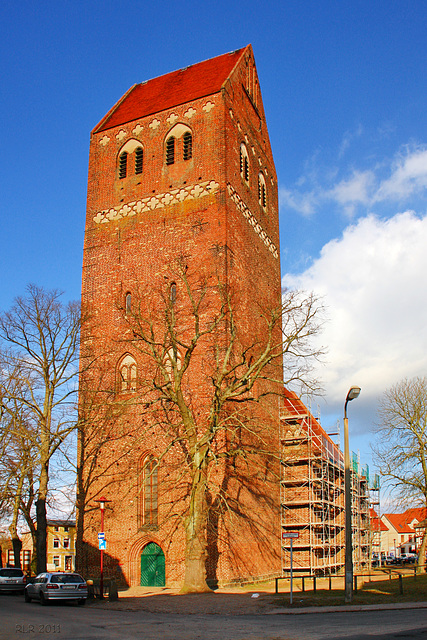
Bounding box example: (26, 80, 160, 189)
(140, 542, 165, 586)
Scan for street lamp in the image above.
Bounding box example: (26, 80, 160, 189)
(344, 386, 361, 603)
(95, 497, 111, 599)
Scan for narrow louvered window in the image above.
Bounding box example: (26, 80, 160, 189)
(258, 173, 267, 208)
(240, 144, 249, 184)
(183, 132, 192, 160)
(170, 282, 177, 304)
(166, 137, 175, 165)
(135, 147, 143, 174)
(119, 152, 128, 179)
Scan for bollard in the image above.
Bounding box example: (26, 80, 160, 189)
(329, 575, 332, 591)
(275, 577, 279, 594)
(354, 575, 357, 592)
(313, 576, 316, 592)
(109, 578, 118, 601)
(399, 574, 403, 594)
(302, 576, 305, 592)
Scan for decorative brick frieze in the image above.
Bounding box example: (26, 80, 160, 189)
(93, 180, 220, 224)
(227, 183, 278, 258)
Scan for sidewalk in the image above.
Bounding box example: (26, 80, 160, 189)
(91, 584, 427, 616)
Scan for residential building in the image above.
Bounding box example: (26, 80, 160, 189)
(381, 508, 427, 557)
(6, 520, 76, 574)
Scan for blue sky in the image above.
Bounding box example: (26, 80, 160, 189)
(2, 0, 427, 500)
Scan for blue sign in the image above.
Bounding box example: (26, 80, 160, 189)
(99, 539, 106, 550)
(98, 532, 105, 540)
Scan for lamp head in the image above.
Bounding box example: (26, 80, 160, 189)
(96, 496, 110, 510)
(347, 386, 361, 402)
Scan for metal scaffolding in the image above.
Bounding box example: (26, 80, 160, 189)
(280, 390, 370, 576)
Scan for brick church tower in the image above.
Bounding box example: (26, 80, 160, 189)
(78, 45, 283, 589)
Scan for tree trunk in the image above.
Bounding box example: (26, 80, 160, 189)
(417, 530, 427, 573)
(181, 464, 212, 593)
(36, 463, 49, 574)
(11, 537, 22, 569)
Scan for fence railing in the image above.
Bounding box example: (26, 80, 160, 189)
(275, 565, 427, 595)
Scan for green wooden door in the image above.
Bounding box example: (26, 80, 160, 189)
(140, 543, 165, 586)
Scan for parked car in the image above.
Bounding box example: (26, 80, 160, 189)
(402, 553, 417, 564)
(0, 567, 26, 593)
(25, 572, 87, 605)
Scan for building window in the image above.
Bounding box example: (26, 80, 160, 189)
(118, 354, 137, 392)
(183, 132, 192, 160)
(140, 456, 158, 526)
(135, 146, 143, 174)
(54, 526, 59, 532)
(65, 556, 73, 571)
(240, 144, 249, 184)
(53, 556, 60, 568)
(63, 538, 70, 549)
(166, 136, 175, 165)
(258, 173, 267, 209)
(125, 292, 132, 314)
(53, 538, 60, 549)
(119, 152, 128, 179)
(170, 282, 177, 304)
(63, 526, 69, 532)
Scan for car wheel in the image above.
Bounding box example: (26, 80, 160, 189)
(24, 591, 32, 603)
(40, 592, 48, 606)
(77, 598, 86, 606)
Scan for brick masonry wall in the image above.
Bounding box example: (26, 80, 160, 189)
(79, 48, 283, 587)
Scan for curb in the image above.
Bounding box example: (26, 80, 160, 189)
(267, 601, 427, 615)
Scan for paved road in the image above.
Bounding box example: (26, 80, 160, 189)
(1, 594, 426, 640)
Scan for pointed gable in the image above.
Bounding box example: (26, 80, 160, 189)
(94, 47, 247, 133)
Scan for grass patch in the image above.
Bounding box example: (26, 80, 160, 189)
(274, 571, 427, 608)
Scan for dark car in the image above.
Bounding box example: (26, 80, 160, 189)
(0, 567, 26, 593)
(25, 572, 87, 605)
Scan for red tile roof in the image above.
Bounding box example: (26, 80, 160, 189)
(382, 510, 425, 534)
(94, 47, 248, 133)
(370, 508, 388, 531)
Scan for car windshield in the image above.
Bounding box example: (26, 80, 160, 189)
(0, 569, 23, 577)
(50, 574, 83, 584)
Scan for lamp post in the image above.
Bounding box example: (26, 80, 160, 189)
(344, 386, 361, 603)
(95, 497, 111, 599)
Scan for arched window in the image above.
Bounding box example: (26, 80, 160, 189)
(165, 124, 193, 167)
(125, 292, 132, 314)
(166, 136, 175, 165)
(258, 172, 267, 209)
(118, 354, 137, 392)
(240, 143, 249, 184)
(140, 455, 158, 526)
(135, 146, 143, 174)
(119, 152, 128, 179)
(117, 140, 144, 178)
(183, 132, 192, 160)
(170, 282, 177, 304)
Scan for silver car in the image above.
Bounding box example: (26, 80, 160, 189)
(25, 572, 87, 605)
(0, 567, 26, 593)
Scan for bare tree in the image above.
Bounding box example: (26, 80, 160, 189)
(374, 376, 427, 571)
(0, 285, 81, 573)
(106, 265, 323, 592)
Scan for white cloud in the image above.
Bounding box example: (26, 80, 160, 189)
(283, 211, 427, 426)
(280, 145, 427, 216)
(375, 148, 427, 202)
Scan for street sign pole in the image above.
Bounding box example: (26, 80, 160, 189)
(282, 531, 299, 606)
(290, 537, 293, 605)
